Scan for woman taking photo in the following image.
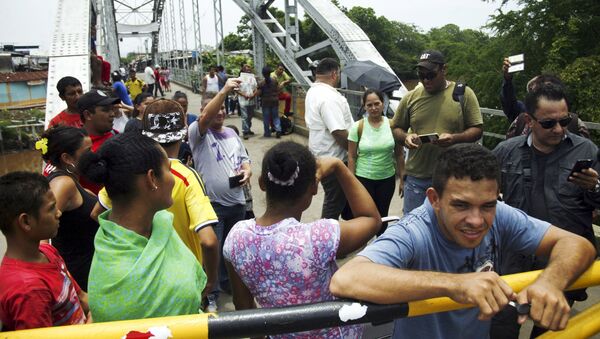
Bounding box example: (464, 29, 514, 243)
(348, 89, 404, 235)
(223, 141, 381, 338)
(37, 125, 97, 291)
(79, 132, 206, 322)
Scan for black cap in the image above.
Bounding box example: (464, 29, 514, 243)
(77, 89, 120, 113)
(417, 50, 446, 71)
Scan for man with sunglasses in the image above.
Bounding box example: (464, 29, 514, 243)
(391, 50, 483, 215)
(492, 81, 600, 338)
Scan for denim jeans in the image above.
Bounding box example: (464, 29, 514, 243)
(262, 106, 281, 136)
(210, 202, 246, 296)
(240, 104, 254, 134)
(402, 175, 432, 215)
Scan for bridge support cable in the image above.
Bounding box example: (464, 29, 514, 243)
(191, 0, 204, 74)
(212, 0, 225, 65)
(45, 0, 92, 125)
(168, 0, 178, 67)
(4, 261, 600, 339)
(177, 0, 189, 71)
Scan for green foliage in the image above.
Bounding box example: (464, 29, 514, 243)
(560, 55, 600, 123)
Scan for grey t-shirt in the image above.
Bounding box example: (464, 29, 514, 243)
(359, 200, 549, 339)
(188, 121, 249, 206)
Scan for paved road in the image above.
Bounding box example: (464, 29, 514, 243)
(169, 82, 600, 339)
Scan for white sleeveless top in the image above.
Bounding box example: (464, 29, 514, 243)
(205, 75, 219, 93)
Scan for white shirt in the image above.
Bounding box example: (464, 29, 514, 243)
(238, 72, 257, 106)
(304, 82, 354, 161)
(205, 74, 219, 93)
(144, 66, 155, 84)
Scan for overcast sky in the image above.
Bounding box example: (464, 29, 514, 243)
(0, 0, 517, 57)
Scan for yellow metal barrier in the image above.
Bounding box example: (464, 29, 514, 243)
(538, 302, 600, 339)
(0, 313, 211, 339)
(2, 261, 600, 339)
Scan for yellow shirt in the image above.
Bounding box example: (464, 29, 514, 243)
(125, 78, 145, 101)
(98, 159, 218, 263)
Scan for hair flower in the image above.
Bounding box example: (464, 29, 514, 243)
(35, 138, 48, 155)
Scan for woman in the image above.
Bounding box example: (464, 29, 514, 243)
(37, 125, 97, 291)
(124, 92, 153, 133)
(79, 132, 206, 322)
(257, 66, 282, 138)
(223, 141, 380, 338)
(348, 89, 404, 235)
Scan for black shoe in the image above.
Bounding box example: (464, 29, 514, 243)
(243, 134, 249, 140)
(248, 131, 255, 135)
(276, 132, 281, 139)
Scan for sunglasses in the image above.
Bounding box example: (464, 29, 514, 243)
(417, 70, 438, 81)
(530, 114, 572, 129)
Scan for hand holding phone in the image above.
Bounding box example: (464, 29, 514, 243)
(418, 133, 440, 144)
(228, 174, 244, 188)
(569, 159, 593, 179)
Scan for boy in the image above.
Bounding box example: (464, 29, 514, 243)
(0, 172, 88, 331)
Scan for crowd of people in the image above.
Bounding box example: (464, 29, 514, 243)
(0, 50, 598, 339)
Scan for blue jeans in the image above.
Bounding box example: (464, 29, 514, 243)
(210, 202, 246, 296)
(402, 175, 432, 215)
(262, 106, 281, 136)
(240, 104, 254, 134)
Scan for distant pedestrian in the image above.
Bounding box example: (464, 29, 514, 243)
(257, 66, 282, 138)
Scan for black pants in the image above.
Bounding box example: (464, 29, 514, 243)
(357, 175, 396, 236)
(146, 83, 154, 94)
(153, 81, 164, 97)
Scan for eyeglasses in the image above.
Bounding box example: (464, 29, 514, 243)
(417, 70, 438, 81)
(530, 114, 572, 129)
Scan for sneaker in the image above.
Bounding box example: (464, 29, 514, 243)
(248, 131, 255, 135)
(243, 134, 249, 140)
(207, 294, 218, 313)
(276, 132, 281, 139)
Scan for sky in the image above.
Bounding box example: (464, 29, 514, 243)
(0, 0, 518, 57)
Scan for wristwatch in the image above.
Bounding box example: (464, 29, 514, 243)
(589, 179, 600, 193)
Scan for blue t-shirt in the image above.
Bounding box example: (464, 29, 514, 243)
(113, 81, 133, 106)
(359, 200, 550, 339)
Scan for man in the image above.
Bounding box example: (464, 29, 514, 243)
(153, 65, 165, 97)
(188, 77, 251, 309)
(330, 144, 596, 339)
(392, 50, 483, 215)
(499, 60, 589, 139)
(48, 76, 84, 128)
(78, 89, 119, 194)
(304, 58, 353, 219)
(125, 69, 145, 102)
(238, 64, 257, 139)
(271, 63, 292, 115)
(202, 66, 220, 94)
(492, 81, 600, 337)
(144, 64, 155, 94)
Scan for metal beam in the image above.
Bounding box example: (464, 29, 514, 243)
(191, 0, 204, 74)
(213, 0, 225, 65)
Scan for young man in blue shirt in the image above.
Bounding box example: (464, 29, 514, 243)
(330, 143, 595, 339)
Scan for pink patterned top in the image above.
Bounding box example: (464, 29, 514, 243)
(223, 217, 363, 338)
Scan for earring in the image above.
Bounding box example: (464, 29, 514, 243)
(65, 163, 77, 174)
(152, 186, 158, 191)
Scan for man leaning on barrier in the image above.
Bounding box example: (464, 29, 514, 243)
(330, 143, 596, 339)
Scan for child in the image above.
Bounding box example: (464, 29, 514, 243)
(223, 141, 381, 338)
(0, 172, 88, 331)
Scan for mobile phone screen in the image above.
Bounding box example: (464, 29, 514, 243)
(569, 159, 593, 178)
(418, 133, 439, 144)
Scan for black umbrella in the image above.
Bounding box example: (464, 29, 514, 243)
(343, 60, 401, 93)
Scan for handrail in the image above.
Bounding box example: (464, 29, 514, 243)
(3, 261, 600, 339)
(538, 301, 600, 338)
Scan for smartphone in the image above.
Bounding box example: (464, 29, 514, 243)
(228, 174, 244, 188)
(508, 53, 525, 73)
(418, 133, 440, 143)
(569, 159, 593, 178)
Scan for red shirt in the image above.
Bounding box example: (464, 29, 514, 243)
(0, 244, 86, 331)
(48, 110, 83, 129)
(78, 130, 118, 194)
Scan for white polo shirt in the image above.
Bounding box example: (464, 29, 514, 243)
(144, 66, 155, 85)
(304, 82, 354, 161)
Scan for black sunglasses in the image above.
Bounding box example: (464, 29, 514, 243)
(531, 114, 572, 129)
(417, 70, 438, 81)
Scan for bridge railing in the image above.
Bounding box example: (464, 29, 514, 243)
(3, 261, 600, 339)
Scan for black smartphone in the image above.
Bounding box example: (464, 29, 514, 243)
(418, 133, 439, 143)
(569, 159, 593, 178)
(228, 174, 244, 188)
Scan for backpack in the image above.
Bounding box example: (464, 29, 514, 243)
(280, 115, 294, 135)
(452, 82, 467, 114)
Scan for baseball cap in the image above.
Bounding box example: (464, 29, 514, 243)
(141, 99, 187, 144)
(416, 50, 446, 71)
(77, 89, 121, 113)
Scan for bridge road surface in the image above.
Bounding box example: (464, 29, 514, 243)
(169, 81, 600, 339)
